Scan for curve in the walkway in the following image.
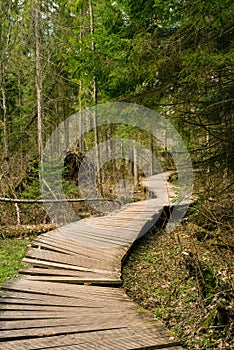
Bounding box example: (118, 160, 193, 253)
(0, 173, 183, 350)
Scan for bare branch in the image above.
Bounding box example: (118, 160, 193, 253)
(0, 197, 121, 205)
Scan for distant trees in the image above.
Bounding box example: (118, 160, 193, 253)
(0, 0, 19, 158)
(0, 0, 233, 199)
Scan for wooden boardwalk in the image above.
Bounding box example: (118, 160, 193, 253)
(0, 173, 183, 349)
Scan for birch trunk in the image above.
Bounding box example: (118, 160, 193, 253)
(88, 0, 102, 190)
(1, 70, 8, 158)
(35, 6, 43, 160)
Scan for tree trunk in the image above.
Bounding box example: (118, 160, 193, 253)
(133, 140, 138, 187)
(150, 134, 154, 176)
(1, 70, 8, 158)
(107, 129, 112, 160)
(88, 0, 102, 190)
(78, 9, 84, 153)
(35, 6, 43, 160)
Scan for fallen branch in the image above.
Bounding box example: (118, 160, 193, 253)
(0, 197, 121, 205)
(0, 224, 57, 238)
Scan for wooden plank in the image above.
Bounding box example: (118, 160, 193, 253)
(22, 257, 117, 275)
(0, 293, 136, 309)
(61, 225, 133, 244)
(62, 228, 132, 245)
(0, 304, 145, 321)
(61, 235, 129, 249)
(0, 309, 172, 332)
(25, 247, 116, 272)
(0, 301, 139, 318)
(1, 279, 132, 300)
(19, 267, 121, 283)
(64, 229, 137, 245)
(33, 233, 119, 259)
(0, 327, 182, 350)
(63, 222, 138, 234)
(0, 313, 157, 339)
(30, 239, 119, 262)
(0, 310, 142, 329)
(0, 290, 78, 302)
(19, 267, 108, 276)
(19, 275, 121, 284)
(0, 304, 96, 312)
(0, 295, 104, 307)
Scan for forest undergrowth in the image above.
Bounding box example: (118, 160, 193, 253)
(122, 173, 234, 349)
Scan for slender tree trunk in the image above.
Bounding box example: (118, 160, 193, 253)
(1, 70, 8, 158)
(88, 0, 95, 52)
(18, 76, 23, 168)
(78, 9, 84, 153)
(107, 125, 112, 159)
(64, 117, 69, 152)
(35, 6, 43, 159)
(133, 140, 138, 187)
(59, 79, 69, 152)
(78, 86, 83, 152)
(88, 0, 102, 190)
(206, 131, 210, 173)
(150, 134, 154, 176)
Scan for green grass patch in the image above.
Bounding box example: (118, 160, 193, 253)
(0, 237, 34, 286)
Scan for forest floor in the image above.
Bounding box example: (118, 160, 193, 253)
(122, 190, 234, 349)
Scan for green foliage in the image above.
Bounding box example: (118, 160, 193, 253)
(0, 237, 33, 285)
(21, 167, 40, 199)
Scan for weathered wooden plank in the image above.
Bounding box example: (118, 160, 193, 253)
(25, 247, 116, 272)
(0, 312, 159, 339)
(0, 292, 128, 309)
(19, 275, 121, 284)
(61, 225, 133, 244)
(19, 267, 112, 277)
(0, 298, 139, 316)
(0, 290, 78, 302)
(33, 233, 120, 259)
(0, 327, 181, 350)
(63, 221, 139, 234)
(19, 267, 121, 284)
(21, 257, 117, 275)
(59, 222, 135, 241)
(0, 296, 106, 307)
(0, 283, 123, 300)
(0, 310, 145, 329)
(1, 280, 132, 301)
(30, 240, 119, 263)
(0, 306, 153, 323)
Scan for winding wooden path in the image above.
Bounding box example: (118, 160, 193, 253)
(0, 173, 183, 349)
